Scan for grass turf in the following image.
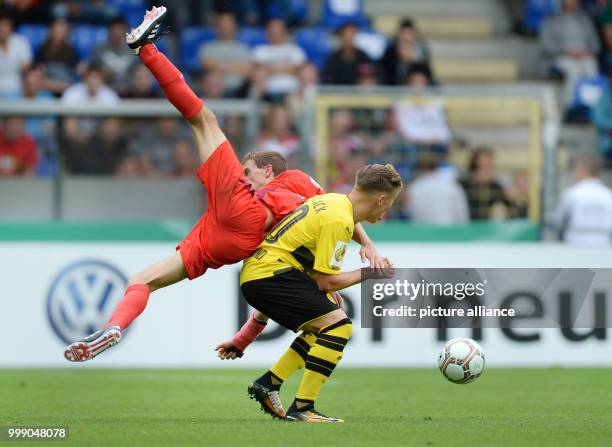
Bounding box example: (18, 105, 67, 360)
(1, 368, 611, 447)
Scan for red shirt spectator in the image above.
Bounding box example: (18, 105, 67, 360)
(0, 117, 39, 176)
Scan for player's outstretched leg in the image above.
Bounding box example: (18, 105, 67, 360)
(247, 332, 316, 419)
(127, 6, 226, 163)
(127, 6, 202, 120)
(64, 252, 187, 362)
(286, 318, 353, 423)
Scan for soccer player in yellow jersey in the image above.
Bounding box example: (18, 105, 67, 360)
(238, 164, 403, 423)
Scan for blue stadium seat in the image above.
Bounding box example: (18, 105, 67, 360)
(319, 0, 368, 29)
(266, 0, 309, 24)
(238, 27, 267, 48)
(180, 27, 216, 72)
(107, 0, 146, 26)
(16, 24, 48, 53)
(570, 75, 609, 121)
(523, 0, 559, 33)
(294, 28, 334, 69)
(71, 25, 108, 61)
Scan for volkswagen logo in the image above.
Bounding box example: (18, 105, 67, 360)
(47, 260, 127, 344)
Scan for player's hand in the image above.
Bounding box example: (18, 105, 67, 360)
(365, 257, 395, 280)
(214, 340, 243, 360)
(331, 291, 345, 310)
(359, 242, 385, 270)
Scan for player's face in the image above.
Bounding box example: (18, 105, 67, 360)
(366, 189, 401, 223)
(243, 159, 272, 190)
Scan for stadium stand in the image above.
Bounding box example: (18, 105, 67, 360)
(2, 0, 612, 230)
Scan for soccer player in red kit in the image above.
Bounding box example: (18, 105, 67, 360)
(64, 6, 383, 362)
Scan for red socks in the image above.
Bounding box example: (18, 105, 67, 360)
(105, 284, 151, 330)
(139, 44, 203, 119)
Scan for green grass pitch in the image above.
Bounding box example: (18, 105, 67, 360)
(1, 368, 611, 446)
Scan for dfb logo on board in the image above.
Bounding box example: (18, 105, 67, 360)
(46, 260, 127, 344)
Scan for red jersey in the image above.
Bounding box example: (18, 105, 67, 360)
(256, 170, 326, 227)
(0, 129, 38, 176)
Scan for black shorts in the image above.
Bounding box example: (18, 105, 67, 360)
(241, 269, 339, 332)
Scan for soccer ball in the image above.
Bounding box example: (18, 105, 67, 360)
(437, 337, 485, 384)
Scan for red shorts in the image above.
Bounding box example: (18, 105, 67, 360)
(177, 141, 268, 279)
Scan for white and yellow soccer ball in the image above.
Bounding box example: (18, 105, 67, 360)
(438, 337, 485, 384)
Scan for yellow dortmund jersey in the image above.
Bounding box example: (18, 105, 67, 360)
(240, 193, 355, 284)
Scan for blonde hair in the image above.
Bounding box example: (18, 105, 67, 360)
(355, 164, 403, 193)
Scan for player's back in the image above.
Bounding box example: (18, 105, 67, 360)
(257, 170, 326, 226)
(241, 193, 354, 284)
(266, 170, 325, 198)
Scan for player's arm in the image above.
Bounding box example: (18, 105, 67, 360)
(353, 223, 386, 269)
(215, 311, 269, 360)
(310, 269, 362, 292)
(310, 222, 394, 292)
(311, 262, 394, 292)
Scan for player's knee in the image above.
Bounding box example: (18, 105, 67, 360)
(321, 318, 353, 340)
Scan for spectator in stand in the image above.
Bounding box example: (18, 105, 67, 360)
(404, 63, 434, 88)
(61, 64, 119, 142)
(556, 154, 612, 245)
(408, 154, 469, 225)
(460, 148, 513, 220)
(329, 109, 365, 175)
(22, 66, 57, 174)
(287, 62, 319, 120)
(599, 21, 612, 74)
(251, 18, 306, 100)
(540, 0, 600, 108)
(171, 139, 199, 177)
(61, 64, 120, 105)
(593, 82, 612, 164)
(356, 63, 378, 88)
(35, 18, 80, 95)
(0, 12, 33, 98)
(62, 117, 128, 175)
(197, 69, 226, 99)
(22, 65, 53, 104)
(4, 0, 47, 23)
(380, 18, 431, 85)
(221, 114, 247, 154)
(255, 104, 300, 156)
(122, 64, 161, 99)
(330, 151, 368, 194)
(114, 155, 142, 177)
(0, 117, 39, 176)
(365, 137, 390, 165)
(128, 117, 191, 175)
(212, 0, 268, 26)
(394, 68, 451, 147)
(51, 0, 117, 24)
(322, 22, 372, 85)
(506, 170, 530, 218)
(89, 17, 135, 95)
(199, 12, 251, 97)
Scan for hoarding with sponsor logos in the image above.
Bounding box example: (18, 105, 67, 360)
(1, 242, 611, 367)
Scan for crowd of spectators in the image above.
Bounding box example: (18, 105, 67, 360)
(0, 0, 612, 223)
(0, 1, 437, 181)
(531, 0, 612, 164)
